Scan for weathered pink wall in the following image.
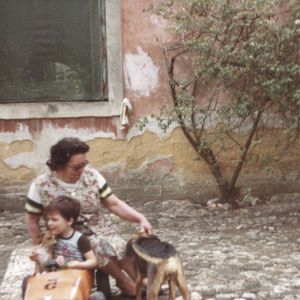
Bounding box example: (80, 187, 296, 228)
(0, 1, 300, 211)
(122, 1, 170, 117)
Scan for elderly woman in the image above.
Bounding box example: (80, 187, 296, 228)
(25, 137, 153, 297)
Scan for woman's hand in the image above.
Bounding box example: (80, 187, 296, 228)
(140, 217, 153, 235)
(103, 194, 154, 235)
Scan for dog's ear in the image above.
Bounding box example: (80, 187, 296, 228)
(41, 231, 56, 245)
(40, 231, 47, 243)
(125, 232, 148, 256)
(125, 239, 135, 256)
(132, 231, 149, 240)
(132, 231, 160, 241)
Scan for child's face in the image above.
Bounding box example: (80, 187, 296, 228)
(47, 211, 73, 237)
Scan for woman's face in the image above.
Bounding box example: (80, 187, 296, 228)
(59, 153, 88, 183)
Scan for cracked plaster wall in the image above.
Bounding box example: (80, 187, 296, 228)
(1, 1, 300, 210)
(1, 123, 300, 212)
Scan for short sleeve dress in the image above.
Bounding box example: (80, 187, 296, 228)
(25, 167, 126, 267)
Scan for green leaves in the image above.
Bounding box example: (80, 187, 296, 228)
(150, 0, 299, 167)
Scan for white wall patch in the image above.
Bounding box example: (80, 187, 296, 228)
(124, 47, 159, 96)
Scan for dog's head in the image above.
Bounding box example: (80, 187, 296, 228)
(41, 231, 56, 249)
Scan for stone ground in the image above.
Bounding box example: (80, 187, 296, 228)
(1, 193, 300, 299)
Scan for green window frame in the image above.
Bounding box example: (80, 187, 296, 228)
(0, 0, 123, 119)
(0, 0, 108, 103)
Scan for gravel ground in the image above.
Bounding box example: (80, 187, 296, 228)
(1, 193, 300, 299)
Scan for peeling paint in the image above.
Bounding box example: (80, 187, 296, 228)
(4, 152, 35, 169)
(0, 124, 31, 144)
(124, 47, 159, 96)
(127, 116, 179, 141)
(2, 124, 117, 171)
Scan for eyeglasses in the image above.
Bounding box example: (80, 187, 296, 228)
(66, 160, 89, 171)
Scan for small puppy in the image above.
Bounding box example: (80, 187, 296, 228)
(126, 232, 189, 300)
(30, 231, 56, 273)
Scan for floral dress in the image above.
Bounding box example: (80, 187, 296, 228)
(26, 167, 126, 266)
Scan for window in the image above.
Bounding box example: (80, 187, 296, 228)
(0, 0, 107, 102)
(0, 0, 123, 118)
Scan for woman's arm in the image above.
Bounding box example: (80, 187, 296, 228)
(67, 250, 97, 270)
(25, 212, 42, 245)
(101, 194, 153, 235)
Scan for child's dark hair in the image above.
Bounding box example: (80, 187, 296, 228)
(45, 196, 81, 225)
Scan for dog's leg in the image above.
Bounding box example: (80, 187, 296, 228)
(175, 267, 189, 300)
(147, 267, 164, 300)
(168, 277, 176, 300)
(135, 271, 144, 300)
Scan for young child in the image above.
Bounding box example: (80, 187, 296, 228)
(45, 196, 97, 269)
(25, 196, 104, 300)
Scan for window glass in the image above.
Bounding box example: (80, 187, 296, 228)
(0, 0, 107, 102)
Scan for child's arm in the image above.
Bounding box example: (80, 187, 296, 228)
(66, 250, 97, 270)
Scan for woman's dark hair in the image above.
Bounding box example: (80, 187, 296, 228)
(45, 196, 81, 225)
(46, 137, 89, 171)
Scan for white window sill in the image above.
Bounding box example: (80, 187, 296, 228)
(0, 0, 123, 119)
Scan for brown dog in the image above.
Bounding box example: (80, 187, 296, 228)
(31, 231, 56, 273)
(126, 232, 189, 300)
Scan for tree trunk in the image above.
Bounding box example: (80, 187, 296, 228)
(198, 147, 239, 205)
(165, 49, 240, 207)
